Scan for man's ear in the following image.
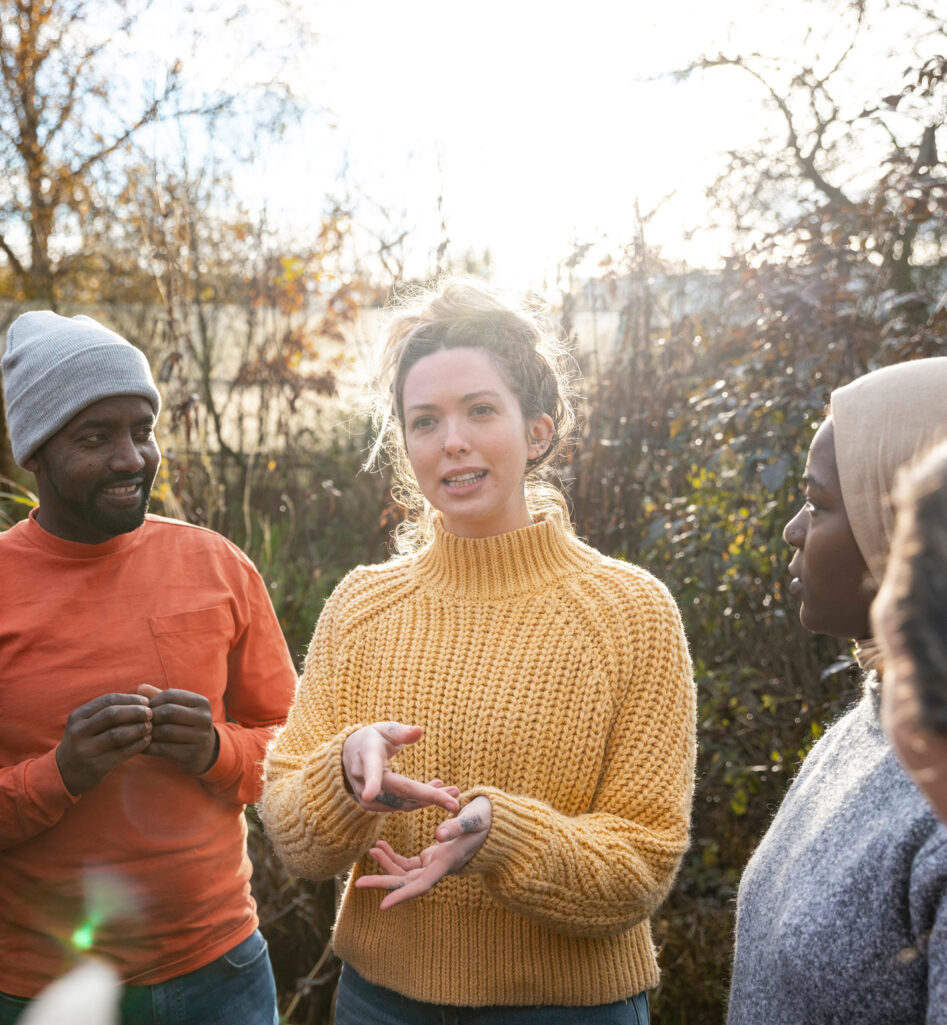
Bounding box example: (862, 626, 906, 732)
(23, 453, 39, 475)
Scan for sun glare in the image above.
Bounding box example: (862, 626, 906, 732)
(124, 0, 934, 285)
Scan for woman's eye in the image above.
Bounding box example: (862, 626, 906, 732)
(470, 404, 495, 417)
(411, 416, 436, 431)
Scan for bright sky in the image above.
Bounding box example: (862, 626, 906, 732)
(226, 0, 781, 287)
(141, 0, 930, 290)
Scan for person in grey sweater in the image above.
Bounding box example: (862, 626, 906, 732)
(727, 358, 947, 1025)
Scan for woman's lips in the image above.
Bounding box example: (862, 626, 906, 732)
(443, 470, 487, 490)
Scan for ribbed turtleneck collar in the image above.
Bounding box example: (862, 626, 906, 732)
(411, 511, 595, 600)
(21, 507, 143, 559)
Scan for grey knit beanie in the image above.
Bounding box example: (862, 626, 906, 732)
(2, 311, 161, 465)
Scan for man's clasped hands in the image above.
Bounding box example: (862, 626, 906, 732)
(342, 721, 493, 909)
(55, 685, 218, 797)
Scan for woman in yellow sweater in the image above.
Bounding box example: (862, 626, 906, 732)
(259, 278, 696, 1024)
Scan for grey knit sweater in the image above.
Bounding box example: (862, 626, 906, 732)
(728, 683, 947, 1025)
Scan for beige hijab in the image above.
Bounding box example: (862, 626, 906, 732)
(831, 357, 947, 670)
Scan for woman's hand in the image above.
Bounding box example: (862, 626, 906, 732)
(355, 795, 493, 909)
(342, 721, 460, 814)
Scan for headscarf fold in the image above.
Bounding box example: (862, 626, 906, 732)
(831, 357, 947, 677)
(830, 357, 947, 589)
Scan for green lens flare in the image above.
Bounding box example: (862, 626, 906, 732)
(72, 922, 96, 950)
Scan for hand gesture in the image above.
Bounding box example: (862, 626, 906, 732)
(137, 684, 218, 776)
(342, 722, 460, 815)
(56, 693, 153, 796)
(355, 795, 493, 909)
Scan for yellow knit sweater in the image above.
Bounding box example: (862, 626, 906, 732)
(260, 512, 696, 1007)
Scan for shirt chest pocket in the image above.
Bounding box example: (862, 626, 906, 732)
(149, 605, 234, 711)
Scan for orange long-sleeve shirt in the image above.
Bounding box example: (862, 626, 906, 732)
(0, 512, 297, 996)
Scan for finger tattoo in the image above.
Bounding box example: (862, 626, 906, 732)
(460, 815, 482, 833)
(374, 792, 410, 810)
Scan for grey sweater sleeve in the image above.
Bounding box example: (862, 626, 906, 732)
(910, 830, 947, 1024)
(728, 691, 947, 1025)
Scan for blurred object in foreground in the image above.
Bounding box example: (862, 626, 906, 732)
(21, 961, 119, 1025)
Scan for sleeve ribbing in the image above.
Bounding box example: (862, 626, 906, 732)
(259, 582, 383, 880)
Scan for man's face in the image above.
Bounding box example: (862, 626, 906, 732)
(25, 395, 161, 543)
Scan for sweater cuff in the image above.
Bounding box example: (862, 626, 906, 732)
(303, 726, 381, 843)
(456, 785, 535, 878)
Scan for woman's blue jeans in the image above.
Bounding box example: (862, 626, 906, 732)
(334, 962, 650, 1025)
(0, 929, 278, 1025)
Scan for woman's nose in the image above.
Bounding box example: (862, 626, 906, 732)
(783, 508, 806, 548)
(442, 422, 470, 455)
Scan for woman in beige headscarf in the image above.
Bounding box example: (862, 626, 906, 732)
(727, 358, 947, 1025)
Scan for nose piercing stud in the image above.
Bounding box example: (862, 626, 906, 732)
(441, 441, 445, 452)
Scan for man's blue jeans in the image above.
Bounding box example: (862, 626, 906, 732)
(0, 929, 278, 1025)
(334, 962, 650, 1025)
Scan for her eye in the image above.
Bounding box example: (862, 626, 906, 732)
(411, 415, 436, 431)
(470, 404, 495, 417)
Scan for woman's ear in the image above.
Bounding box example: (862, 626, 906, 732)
(527, 413, 555, 457)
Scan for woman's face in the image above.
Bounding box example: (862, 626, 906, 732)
(783, 419, 876, 639)
(400, 346, 553, 538)
(874, 585, 947, 825)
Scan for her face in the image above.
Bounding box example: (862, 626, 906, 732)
(783, 419, 876, 639)
(401, 347, 554, 538)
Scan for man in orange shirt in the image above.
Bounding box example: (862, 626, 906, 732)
(0, 312, 298, 1024)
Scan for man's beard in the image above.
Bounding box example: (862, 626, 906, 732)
(49, 475, 152, 538)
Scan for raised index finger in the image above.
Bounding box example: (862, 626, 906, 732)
(380, 771, 460, 813)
